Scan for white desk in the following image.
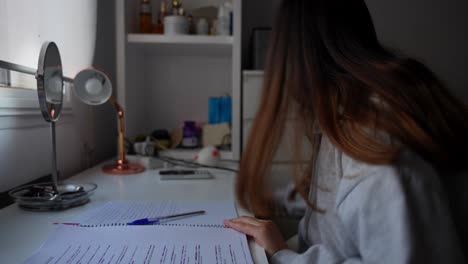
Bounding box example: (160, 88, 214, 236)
(0, 162, 269, 264)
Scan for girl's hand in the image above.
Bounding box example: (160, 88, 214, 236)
(224, 216, 288, 256)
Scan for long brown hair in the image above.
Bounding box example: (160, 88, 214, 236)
(237, 0, 468, 217)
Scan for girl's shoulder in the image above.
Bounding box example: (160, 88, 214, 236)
(334, 147, 445, 210)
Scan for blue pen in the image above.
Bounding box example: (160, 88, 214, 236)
(127, 210, 206, 225)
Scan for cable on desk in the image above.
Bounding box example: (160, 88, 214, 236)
(156, 156, 239, 173)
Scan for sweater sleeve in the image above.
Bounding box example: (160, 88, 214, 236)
(271, 152, 465, 264)
(270, 247, 361, 264)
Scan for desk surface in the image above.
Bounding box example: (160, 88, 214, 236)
(0, 162, 269, 264)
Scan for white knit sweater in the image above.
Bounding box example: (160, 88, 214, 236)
(271, 136, 465, 264)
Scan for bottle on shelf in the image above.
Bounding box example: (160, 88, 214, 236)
(139, 0, 153, 33)
(154, 1, 167, 34)
(171, 0, 182, 16)
(187, 14, 196, 35)
(196, 18, 209, 35)
(224, 1, 234, 35)
(216, 4, 230, 36)
(210, 19, 218, 36)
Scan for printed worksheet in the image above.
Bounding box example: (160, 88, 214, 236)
(23, 225, 253, 264)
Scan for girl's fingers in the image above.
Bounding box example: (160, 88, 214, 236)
(229, 216, 262, 226)
(224, 219, 258, 237)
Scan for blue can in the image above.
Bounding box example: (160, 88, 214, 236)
(219, 96, 232, 124)
(208, 97, 220, 124)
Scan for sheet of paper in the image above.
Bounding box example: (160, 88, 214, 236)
(73, 201, 239, 226)
(24, 225, 254, 264)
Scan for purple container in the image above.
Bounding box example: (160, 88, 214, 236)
(182, 121, 199, 148)
(183, 121, 197, 137)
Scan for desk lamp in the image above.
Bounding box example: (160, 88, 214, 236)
(73, 69, 145, 174)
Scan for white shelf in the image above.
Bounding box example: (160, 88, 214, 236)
(128, 34, 234, 45)
(127, 34, 234, 56)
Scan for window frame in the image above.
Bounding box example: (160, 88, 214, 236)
(0, 68, 73, 129)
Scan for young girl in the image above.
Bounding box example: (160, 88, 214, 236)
(224, 0, 468, 263)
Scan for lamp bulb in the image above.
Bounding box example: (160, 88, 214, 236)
(85, 77, 103, 96)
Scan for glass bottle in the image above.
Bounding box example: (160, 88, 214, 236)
(187, 14, 196, 35)
(217, 5, 230, 36)
(171, 0, 181, 15)
(139, 0, 153, 33)
(154, 1, 166, 34)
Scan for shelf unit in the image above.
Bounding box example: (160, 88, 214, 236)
(116, 0, 242, 160)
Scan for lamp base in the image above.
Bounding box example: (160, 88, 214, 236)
(102, 160, 145, 175)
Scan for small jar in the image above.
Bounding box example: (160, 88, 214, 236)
(182, 121, 199, 148)
(164, 15, 188, 35)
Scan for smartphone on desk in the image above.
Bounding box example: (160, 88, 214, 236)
(159, 170, 214, 180)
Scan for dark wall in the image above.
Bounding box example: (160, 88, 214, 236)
(242, 0, 468, 101)
(91, 0, 118, 166)
(242, 0, 281, 69)
(366, 0, 468, 101)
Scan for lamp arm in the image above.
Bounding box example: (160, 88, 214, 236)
(109, 96, 123, 113)
(101, 96, 144, 174)
(109, 96, 127, 165)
